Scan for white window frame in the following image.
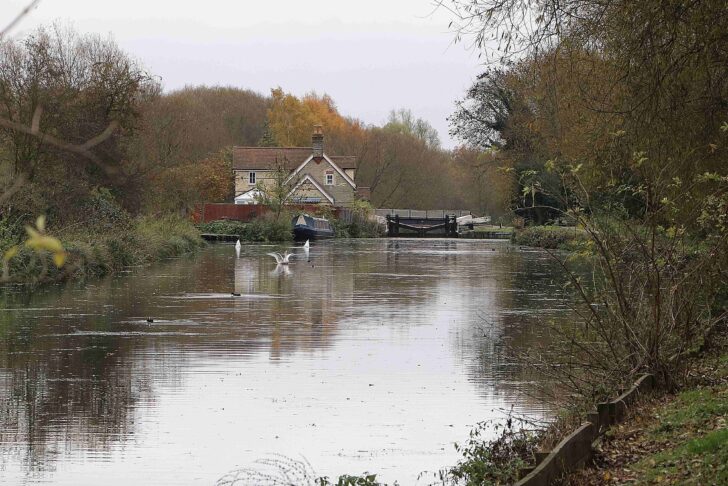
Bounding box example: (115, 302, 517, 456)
(325, 173, 334, 185)
(249, 172, 256, 185)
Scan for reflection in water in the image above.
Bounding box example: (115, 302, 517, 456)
(268, 263, 292, 278)
(0, 240, 572, 485)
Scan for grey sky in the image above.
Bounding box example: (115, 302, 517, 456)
(7, 0, 481, 148)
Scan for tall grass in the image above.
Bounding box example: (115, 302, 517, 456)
(5, 215, 204, 285)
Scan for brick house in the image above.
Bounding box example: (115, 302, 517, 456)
(232, 127, 368, 207)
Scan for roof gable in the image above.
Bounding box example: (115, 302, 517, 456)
(284, 153, 356, 189)
(287, 175, 335, 204)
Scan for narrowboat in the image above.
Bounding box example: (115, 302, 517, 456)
(292, 214, 335, 240)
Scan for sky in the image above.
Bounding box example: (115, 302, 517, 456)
(5, 0, 483, 148)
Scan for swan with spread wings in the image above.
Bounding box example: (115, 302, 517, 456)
(266, 251, 294, 265)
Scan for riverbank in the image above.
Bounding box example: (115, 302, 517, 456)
(429, 329, 727, 486)
(564, 336, 727, 485)
(5, 216, 204, 285)
(511, 226, 588, 251)
(198, 214, 383, 242)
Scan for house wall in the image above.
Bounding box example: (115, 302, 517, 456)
(297, 159, 356, 205)
(234, 170, 274, 195)
(291, 179, 332, 205)
(234, 157, 356, 206)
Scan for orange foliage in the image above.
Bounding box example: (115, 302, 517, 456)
(266, 88, 366, 153)
(146, 148, 233, 215)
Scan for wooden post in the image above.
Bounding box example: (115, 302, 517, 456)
(394, 214, 400, 237)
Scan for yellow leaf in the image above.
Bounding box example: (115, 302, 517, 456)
(3, 245, 19, 261)
(36, 215, 46, 232)
(603, 471, 611, 481)
(25, 225, 39, 238)
(25, 235, 64, 254)
(53, 252, 67, 268)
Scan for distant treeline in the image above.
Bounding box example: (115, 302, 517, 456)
(0, 23, 500, 236)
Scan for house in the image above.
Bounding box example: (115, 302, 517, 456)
(232, 126, 368, 206)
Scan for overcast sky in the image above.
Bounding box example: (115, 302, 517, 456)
(6, 0, 482, 148)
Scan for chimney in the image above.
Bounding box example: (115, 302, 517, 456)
(312, 125, 324, 159)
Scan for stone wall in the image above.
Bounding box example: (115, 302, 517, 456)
(296, 158, 356, 205)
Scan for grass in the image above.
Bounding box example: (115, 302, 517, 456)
(631, 387, 728, 485)
(472, 225, 514, 234)
(6, 215, 205, 285)
(511, 225, 588, 250)
(564, 344, 728, 485)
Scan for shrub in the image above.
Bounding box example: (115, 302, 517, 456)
(199, 214, 292, 242)
(438, 416, 538, 485)
(511, 225, 587, 250)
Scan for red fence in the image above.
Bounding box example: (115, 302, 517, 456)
(193, 204, 348, 224)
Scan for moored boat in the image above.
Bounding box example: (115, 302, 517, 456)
(292, 214, 335, 240)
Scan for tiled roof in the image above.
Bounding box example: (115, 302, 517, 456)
(329, 156, 357, 170)
(232, 147, 357, 170)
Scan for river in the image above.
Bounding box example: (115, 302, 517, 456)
(0, 239, 572, 485)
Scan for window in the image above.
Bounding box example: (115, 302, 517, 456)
(325, 173, 334, 185)
(249, 172, 256, 185)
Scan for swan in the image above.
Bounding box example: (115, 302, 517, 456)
(235, 239, 241, 256)
(303, 239, 310, 249)
(266, 252, 294, 265)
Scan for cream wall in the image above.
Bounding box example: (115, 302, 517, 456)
(234, 160, 356, 205)
(234, 170, 274, 195)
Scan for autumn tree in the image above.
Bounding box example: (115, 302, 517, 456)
(145, 148, 233, 216)
(442, 0, 728, 389)
(265, 87, 366, 153)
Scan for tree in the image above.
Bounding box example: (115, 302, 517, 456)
(449, 69, 513, 150)
(383, 108, 441, 149)
(0, 23, 157, 220)
(145, 148, 233, 216)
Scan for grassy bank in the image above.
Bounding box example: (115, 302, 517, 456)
(565, 340, 727, 485)
(198, 217, 292, 242)
(511, 225, 588, 251)
(5, 216, 204, 285)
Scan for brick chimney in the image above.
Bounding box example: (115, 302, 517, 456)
(312, 125, 324, 159)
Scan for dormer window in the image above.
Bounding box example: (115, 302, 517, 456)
(249, 172, 256, 185)
(325, 173, 334, 185)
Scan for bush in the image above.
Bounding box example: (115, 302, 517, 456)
(438, 416, 538, 485)
(511, 225, 587, 250)
(199, 214, 292, 242)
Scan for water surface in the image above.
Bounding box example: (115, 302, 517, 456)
(0, 239, 571, 484)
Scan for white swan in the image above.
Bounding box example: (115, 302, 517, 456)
(266, 252, 294, 265)
(235, 239, 241, 257)
(303, 239, 310, 249)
